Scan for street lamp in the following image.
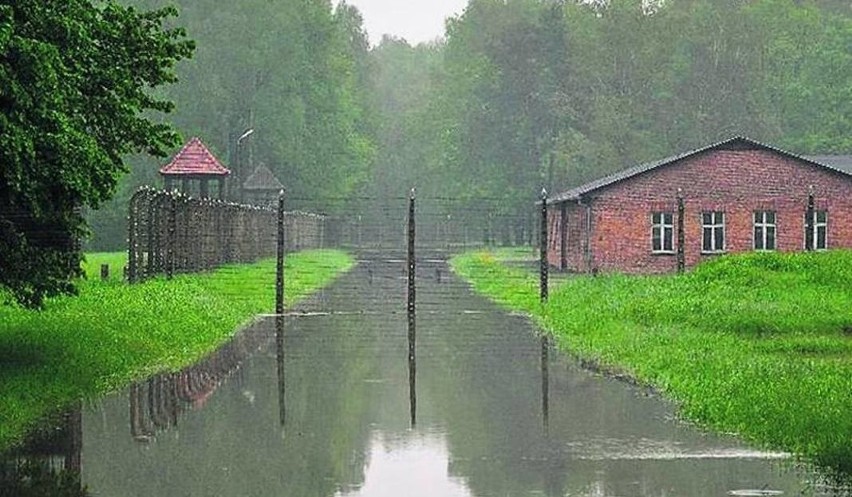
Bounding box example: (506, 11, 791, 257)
(235, 128, 254, 202)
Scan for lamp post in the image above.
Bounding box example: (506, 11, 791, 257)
(235, 128, 254, 203)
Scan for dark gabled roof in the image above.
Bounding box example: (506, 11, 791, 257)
(242, 165, 283, 191)
(804, 155, 852, 175)
(160, 137, 230, 176)
(549, 136, 852, 204)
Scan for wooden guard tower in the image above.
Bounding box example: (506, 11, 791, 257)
(160, 137, 230, 199)
(242, 164, 284, 207)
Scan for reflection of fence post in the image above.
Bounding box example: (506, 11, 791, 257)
(677, 189, 685, 274)
(540, 189, 548, 304)
(276, 190, 286, 316)
(276, 315, 286, 428)
(407, 188, 416, 428)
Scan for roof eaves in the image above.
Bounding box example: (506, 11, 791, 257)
(159, 137, 230, 176)
(546, 136, 852, 205)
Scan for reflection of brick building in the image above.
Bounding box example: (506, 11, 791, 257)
(546, 137, 852, 274)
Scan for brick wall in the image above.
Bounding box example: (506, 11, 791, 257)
(548, 148, 852, 273)
(547, 202, 587, 271)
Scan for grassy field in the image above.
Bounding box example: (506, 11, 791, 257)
(0, 250, 354, 449)
(451, 249, 852, 476)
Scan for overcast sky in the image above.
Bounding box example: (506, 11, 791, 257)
(343, 0, 469, 46)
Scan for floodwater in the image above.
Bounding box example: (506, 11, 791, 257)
(4, 256, 846, 496)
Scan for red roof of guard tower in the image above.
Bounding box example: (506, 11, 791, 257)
(159, 137, 230, 176)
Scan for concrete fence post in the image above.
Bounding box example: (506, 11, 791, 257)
(276, 190, 286, 316)
(539, 188, 550, 429)
(677, 189, 685, 274)
(806, 185, 815, 251)
(540, 188, 548, 304)
(167, 192, 177, 279)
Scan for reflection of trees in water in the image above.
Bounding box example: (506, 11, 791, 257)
(0, 405, 86, 497)
(130, 324, 273, 442)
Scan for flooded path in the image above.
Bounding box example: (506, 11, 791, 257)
(27, 257, 843, 495)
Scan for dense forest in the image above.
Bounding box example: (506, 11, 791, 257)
(88, 0, 851, 250)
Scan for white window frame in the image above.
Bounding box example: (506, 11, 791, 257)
(753, 210, 776, 251)
(651, 212, 674, 253)
(805, 210, 828, 250)
(702, 211, 725, 253)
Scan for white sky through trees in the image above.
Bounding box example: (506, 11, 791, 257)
(342, 0, 468, 45)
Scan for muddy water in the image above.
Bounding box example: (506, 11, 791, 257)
(19, 258, 844, 495)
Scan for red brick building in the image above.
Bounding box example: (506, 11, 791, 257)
(546, 137, 852, 273)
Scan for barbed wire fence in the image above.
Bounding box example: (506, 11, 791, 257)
(127, 187, 325, 284)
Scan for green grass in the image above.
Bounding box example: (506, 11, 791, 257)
(81, 252, 128, 281)
(451, 249, 852, 476)
(0, 249, 354, 449)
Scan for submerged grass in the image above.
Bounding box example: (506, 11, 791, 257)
(0, 249, 354, 449)
(451, 249, 852, 476)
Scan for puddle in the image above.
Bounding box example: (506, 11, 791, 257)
(3, 258, 848, 496)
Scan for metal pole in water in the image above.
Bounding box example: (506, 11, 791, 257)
(541, 335, 549, 429)
(276, 189, 286, 316)
(407, 187, 417, 427)
(276, 315, 286, 429)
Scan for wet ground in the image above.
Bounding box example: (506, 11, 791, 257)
(3, 255, 846, 496)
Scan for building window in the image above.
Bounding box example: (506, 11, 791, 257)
(805, 210, 828, 250)
(702, 211, 725, 253)
(651, 212, 674, 253)
(753, 211, 776, 251)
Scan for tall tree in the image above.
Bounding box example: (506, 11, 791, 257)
(0, 1, 193, 306)
(86, 0, 378, 249)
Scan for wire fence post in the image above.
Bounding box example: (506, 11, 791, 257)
(677, 189, 685, 274)
(539, 189, 550, 428)
(276, 189, 286, 316)
(806, 185, 815, 251)
(127, 189, 141, 284)
(539, 188, 548, 304)
(167, 193, 177, 279)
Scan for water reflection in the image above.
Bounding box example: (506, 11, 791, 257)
(338, 434, 471, 497)
(0, 405, 86, 497)
(408, 303, 417, 428)
(541, 335, 549, 430)
(276, 315, 286, 428)
(127, 321, 273, 442)
(41, 257, 850, 496)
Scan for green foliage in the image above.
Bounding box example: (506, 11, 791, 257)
(87, 0, 378, 250)
(364, 0, 850, 220)
(451, 249, 852, 475)
(0, 1, 194, 306)
(0, 249, 354, 450)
